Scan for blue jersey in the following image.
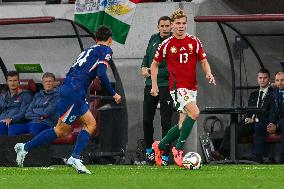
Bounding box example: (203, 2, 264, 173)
(64, 44, 115, 96)
(57, 44, 116, 124)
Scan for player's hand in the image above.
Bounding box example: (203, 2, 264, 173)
(1, 118, 12, 126)
(244, 118, 254, 124)
(267, 123, 277, 134)
(113, 93, 122, 104)
(141, 67, 151, 78)
(150, 85, 159, 97)
(206, 73, 216, 85)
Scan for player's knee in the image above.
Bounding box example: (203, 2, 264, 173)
(84, 120, 96, 134)
(55, 129, 68, 138)
(189, 111, 200, 120)
(54, 124, 72, 138)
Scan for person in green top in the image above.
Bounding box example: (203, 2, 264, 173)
(141, 16, 174, 166)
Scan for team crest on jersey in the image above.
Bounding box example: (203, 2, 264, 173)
(184, 96, 189, 101)
(188, 44, 193, 54)
(69, 115, 76, 123)
(105, 54, 111, 61)
(170, 46, 177, 54)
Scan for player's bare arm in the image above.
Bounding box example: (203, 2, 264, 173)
(150, 60, 159, 96)
(200, 58, 216, 85)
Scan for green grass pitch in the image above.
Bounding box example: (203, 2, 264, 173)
(0, 165, 284, 189)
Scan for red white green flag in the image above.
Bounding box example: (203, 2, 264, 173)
(74, 0, 138, 44)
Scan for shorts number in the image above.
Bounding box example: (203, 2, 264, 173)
(179, 53, 188, 63)
(72, 49, 92, 67)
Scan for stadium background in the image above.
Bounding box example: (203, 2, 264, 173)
(0, 0, 283, 159)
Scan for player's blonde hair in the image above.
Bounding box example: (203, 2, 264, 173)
(170, 9, 187, 22)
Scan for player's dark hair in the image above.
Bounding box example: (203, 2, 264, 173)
(158, 16, 171, 25)
(275, 71, 284, 76)
(257, 68, 270, 78)
(42, 72, 55, 80)
(6, 71, 19, 80)
(95, 26, 112, 42)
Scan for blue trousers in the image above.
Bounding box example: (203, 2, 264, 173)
(8, 123, 50, 136)
(0, 122, 8, 135)
(253, 119, 284, 156)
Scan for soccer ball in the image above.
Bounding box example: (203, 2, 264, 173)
(182, 152, 202, 170)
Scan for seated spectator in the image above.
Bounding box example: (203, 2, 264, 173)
(253, 71, 284, 163)
(0, 71, 33, 135)
(215, 68, 273, 160)
(8, 72, 59, 136)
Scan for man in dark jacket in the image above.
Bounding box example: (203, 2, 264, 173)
(253, 71, 284, 163)
(0, 71, 33, 135)
(217, 68, 273, 160)
(141, 16, 174, 165)
(8, 72, 59, 136)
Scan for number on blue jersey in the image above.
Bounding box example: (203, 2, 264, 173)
(72, 49, 92, 67)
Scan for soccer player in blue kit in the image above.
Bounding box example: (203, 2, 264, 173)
(14, 26, 121, 174)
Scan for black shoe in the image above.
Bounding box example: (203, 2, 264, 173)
(145, 151, 155, 165)
(252, 155, 263, 163)
(279, 155, 284, 164)
(268, 157, 276, 164)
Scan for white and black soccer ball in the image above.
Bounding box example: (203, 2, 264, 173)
(182, 152, 202, 170)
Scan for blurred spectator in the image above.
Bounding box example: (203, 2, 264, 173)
(253, 71, 284, 163)
(215, 68, 273, 160)
(0, 71, 33, 135)
(8, 72, 59, 136)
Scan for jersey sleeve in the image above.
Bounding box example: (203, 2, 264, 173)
(98, 47, 113, 67)
(153, 42, 166, 64)
(96, 47, 115, 96)
(97, 63, 116, 96)
(196, 38, 207, 61)
(141, 35, 154, 68)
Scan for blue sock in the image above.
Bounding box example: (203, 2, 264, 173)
(24, 128, 57, 152)
(72, 130, 90, 159)
(146, 148, 152, 155)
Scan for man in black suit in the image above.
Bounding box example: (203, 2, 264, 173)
(216, 68, 273, 159)
(253, 71, 284, 163)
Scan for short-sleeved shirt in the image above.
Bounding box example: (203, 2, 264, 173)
(154, 34, 207, 91)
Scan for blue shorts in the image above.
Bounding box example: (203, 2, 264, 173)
(57, 84, 89, 125)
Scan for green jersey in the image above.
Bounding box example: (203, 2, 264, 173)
(141, 33, 171, 87)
